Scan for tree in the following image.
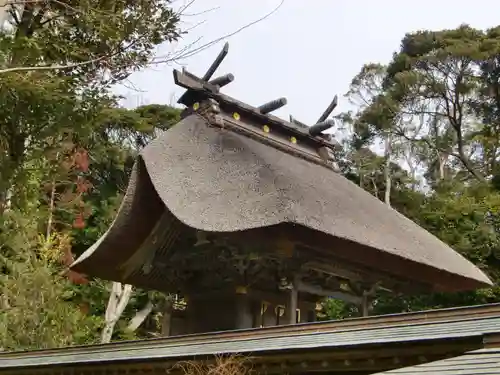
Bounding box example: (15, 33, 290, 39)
(0, 0, 182, 212)
(2, 0, 181, 74)
(0, 101, 182, 348)
(383, 25, 500, 181)
(70, 104, 181, 343)
(341, 63, 411, 207)
(0, 1, 183, 346)
(326, 24, 500, 320)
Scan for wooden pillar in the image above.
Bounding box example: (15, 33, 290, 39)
(361, 290, 373, 317)
(360, 284, 377, 317)
(361, 294, 369, 317)
(161, 299, 173, 336)
(262, 301, 275, 327)
(184, 296, 194, 334)
(308, 308, 317, 322)
(287, 282, 298, 325)
(235, 286, 253, 329)
(251, 300, 262, 328)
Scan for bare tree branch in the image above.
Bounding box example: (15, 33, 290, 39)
(151, 0, 285, 64)
(0, 55, 106, 74)
(0, 0, 286, 75)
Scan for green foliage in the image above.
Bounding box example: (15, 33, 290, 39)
(0, 0, 183, 350)
(5, 1, 181, 81)
(0, 101, 181, 349)
(318, 299, 359, 321)
(0, 255, 102, 350)
(0, 211, 102, 350)
(324, 23, 500, 321)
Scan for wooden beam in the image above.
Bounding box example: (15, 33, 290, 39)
(484, 332, 500, 348)
(202, 42, 229, 81)
(173, 69, 220, 94)
(303, 261, 365, 283)
(295, 239, 431, 294)
(172, 70, 337, 150)
(295, 279, 362, 305)
(258, 98, 287, 114)
(209, 73, 234, 88)
(317, 95, 338, 123)
(308, 119, 335, 137)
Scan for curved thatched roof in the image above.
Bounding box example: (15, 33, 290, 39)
(72, 114, 492, 293)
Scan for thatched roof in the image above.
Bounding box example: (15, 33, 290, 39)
(72, 44, 492, 294)
(72, 113, 492, 293)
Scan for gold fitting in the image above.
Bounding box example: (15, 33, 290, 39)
(235, 286, 247, 294)
(260, 301, 269, 314)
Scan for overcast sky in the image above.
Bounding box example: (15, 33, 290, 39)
(117, 0, 500, 127)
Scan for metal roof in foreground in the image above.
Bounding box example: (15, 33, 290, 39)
(375, 348, 500, 375)
(0, 304, 499, 370)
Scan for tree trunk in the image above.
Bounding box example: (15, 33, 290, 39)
(404, 148, 417, 190)
(0, 188, 12, 215)
(101, 282, 132, 344)
(436, 151, 449, 181)
(127, 299, 154, 332)
(383, 131, 392, 207)
(0, 167, 17, 215)
(439, 155, 445, 180)
(371, 178, 379, 198)
(46, 178, 56, 239)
